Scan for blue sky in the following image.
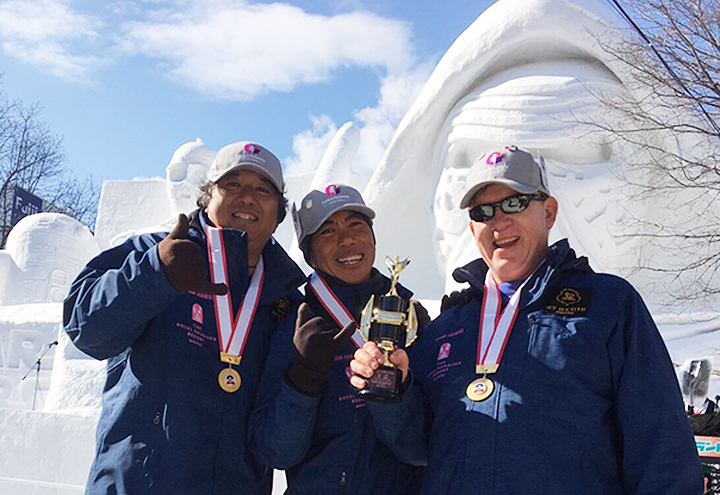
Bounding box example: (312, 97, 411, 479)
(0, 0, 496, 184)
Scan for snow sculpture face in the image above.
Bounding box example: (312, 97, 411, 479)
(432, 62, 632, 285)
(363, 0, 667, 302)
(166, 138, 216, 216)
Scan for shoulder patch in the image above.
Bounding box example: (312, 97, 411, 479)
(542, 287, 592, 316)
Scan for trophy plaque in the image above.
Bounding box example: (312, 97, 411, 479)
(357, 256, 419, 402)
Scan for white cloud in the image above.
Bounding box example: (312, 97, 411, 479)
(0, 0, 102, 80)
(285, 114, 338, 175)
(285, 61, 433, 176)
(116, 1, 416, 100)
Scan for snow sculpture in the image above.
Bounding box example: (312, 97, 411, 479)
(0, 213, 99, 306)
(0, 213, 99, 410)
(165, 137, 216, 217)
(359, 0, 719, 334)
(359, 0, 627, 299)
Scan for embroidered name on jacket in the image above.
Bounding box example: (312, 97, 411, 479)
(543, 287, 592, 316)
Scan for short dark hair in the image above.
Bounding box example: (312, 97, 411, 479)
(196, 180, 288, 224)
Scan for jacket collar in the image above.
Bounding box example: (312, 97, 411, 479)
(312, 267, 414, 300)
(450, 239, 589, 303)
(306, 268, 414, 323)
(189, 208, 305, 304)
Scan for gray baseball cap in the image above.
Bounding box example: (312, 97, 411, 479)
(292, 184, 375, 249)
(460, 145, 549, 209)
(207, 141, 284, 193)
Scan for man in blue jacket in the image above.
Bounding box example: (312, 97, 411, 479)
(350, 146, 704, 494)
(249, 184, 424, 494)
(64, 141, 305, 495)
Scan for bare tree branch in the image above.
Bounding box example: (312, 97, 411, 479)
(0, 81, 99, 247)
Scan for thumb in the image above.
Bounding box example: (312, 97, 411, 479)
(333, 320, 357, 345)
(168, 214, 190, 240)
(296, 302, 314, 328)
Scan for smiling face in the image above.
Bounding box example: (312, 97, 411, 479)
(309, 210, 376, 285)
(204, 169, 280, 263)
(469, 183, 558, 284)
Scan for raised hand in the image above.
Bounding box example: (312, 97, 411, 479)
(285, 303, 356, 396)
(158, 214, 228, 295)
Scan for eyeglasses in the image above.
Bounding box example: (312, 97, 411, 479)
(469, 193, 547, 222)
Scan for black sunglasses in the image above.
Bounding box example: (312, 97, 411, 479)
(469, 193, 547, 222)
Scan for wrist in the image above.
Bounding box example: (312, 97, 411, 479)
(284, 354, 329, 397)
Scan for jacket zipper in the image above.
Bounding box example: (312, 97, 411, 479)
(340, 470, 347, 494)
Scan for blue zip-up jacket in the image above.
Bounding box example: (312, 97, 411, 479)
(248, 269, 423, 494)
(370, 239, 703, 495)
(63, 210, 305, 495)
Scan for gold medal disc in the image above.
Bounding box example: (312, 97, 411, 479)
(218, 367, 242, 393)
(466, 377, 494, 402)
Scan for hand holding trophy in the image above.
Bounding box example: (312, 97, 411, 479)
(357, 256, 419, 402)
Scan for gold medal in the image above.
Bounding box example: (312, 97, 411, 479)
(218, 366, 241, 393)
(466, 377, 494, 402)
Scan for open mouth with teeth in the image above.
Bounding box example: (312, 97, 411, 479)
(233, 211, 258, 222)
(337, 254, 363, 265)
(494, 236, 519, 248)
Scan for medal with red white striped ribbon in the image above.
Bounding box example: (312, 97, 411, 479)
(207, 225, 264, 393)
(466, 270, 527, 402)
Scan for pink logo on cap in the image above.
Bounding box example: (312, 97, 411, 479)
(325, 184, 341, 196)
(244, 143, 262, 154)
(486, 152, 504, 165)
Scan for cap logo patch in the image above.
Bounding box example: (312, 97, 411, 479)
(486, 152, 504, 165)
(304, 199, 313, 210)
(325, 184, 341, 196)
(244, 143, 262, 154)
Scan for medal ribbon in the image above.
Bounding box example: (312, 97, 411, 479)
(206, 226, 265, 364)
(308, 272, 364, 348)
(475, 270, 527, 375)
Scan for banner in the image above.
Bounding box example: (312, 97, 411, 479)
(10, 186, 43, 227)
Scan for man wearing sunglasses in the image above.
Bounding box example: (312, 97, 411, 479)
(350, 145, 702, 494)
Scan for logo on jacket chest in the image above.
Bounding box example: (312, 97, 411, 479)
(427, 328, 465, 382)
(177, 299, 217, 350)
(192, 303, 204, 324)
(542, 287, 592, 316)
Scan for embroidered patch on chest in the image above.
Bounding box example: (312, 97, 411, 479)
(272, 296, 292, 323)
(542, 287, 592, 316)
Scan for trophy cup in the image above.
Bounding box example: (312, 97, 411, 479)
(357, 256, 419, 402)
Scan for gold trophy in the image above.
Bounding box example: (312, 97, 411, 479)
(357, 256, 419, 402)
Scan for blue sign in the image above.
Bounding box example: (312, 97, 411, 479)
(10, 186, 43, 226)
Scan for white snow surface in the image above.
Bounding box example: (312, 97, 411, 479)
(0, 0, 717, 492)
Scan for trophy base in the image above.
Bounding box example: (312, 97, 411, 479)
(357, 365, 403, 403)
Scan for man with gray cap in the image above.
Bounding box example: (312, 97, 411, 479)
(64, 141, 304, 495)
(249, 184, 425, 494)
(350, 145, 703, 494)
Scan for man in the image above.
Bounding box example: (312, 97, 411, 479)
(249, 184, 424, 494)
(351, 146, 704, 494)
(64, 141, 305, 495)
